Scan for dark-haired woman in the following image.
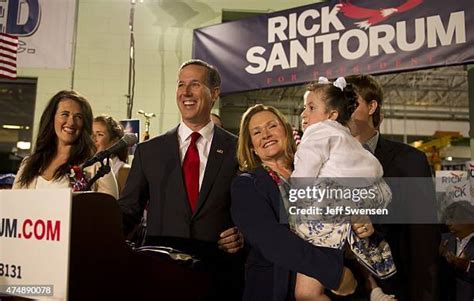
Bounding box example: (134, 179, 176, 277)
(13, 90, 118, 199)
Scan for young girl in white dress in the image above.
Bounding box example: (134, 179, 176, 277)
(290, 77, 394, 301)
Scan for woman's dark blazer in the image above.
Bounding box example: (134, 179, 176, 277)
(231, 166, 343, 301)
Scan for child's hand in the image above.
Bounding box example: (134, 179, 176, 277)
(352, 222, 374, 238)
(352, 215, 374, 238)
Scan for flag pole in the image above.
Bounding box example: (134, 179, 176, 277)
(70, 0, 80, 89)
(126, 0, 136, 119)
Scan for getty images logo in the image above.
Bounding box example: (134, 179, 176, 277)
(0, 218, 61, 241)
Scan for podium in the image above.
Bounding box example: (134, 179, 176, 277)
(0, 190, 212, 300)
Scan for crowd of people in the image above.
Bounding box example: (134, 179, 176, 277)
(9, 59, 472, 301)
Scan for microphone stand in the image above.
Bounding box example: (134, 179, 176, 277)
(85, 157, 112, 191)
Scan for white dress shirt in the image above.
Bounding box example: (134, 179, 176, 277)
(177, 121, 214, 189)
(456, 232, 474, 257)
(455, 233, 474, 272)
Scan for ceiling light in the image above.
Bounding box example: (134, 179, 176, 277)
(3, 124, 22, 130)
(16, 141, 31, 150)
(2, 125, 30, 130)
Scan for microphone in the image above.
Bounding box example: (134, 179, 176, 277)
(83, 133, 138, 168)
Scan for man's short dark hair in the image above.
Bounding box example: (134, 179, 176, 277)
(179, 59, 221, 89)
(346, 74, 384, 128)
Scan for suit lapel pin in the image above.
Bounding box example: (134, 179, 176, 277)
(217, 149, 224, 154)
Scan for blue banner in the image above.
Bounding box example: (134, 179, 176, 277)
(193, 0, 473, 95)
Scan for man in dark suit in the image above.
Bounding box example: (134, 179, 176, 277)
(440, 201, 474, 301)
(346, 74, 440, 301)
(118, 59, 244, 299)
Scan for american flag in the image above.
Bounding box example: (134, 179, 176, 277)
(0, 33, 19, 79)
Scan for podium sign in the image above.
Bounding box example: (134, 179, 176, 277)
(0, 189, 72, 300)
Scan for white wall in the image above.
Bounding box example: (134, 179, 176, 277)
(18, 0, 320, 141)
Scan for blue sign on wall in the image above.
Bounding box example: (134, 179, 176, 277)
(193, 0, 473, 94)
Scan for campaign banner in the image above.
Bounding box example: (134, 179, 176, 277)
(0, 0, 77, 69)
(467, 161, 474, 201)
(193, 0, 473, 94)
(0, 189, 71, 299)
(435, 170, 468, 193)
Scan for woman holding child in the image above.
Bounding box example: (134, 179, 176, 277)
(231, 78, 394, 300)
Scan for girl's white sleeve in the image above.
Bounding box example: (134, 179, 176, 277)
(292, 132, 333, 179)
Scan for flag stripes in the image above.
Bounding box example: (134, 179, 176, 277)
(0, 33, 19, 79)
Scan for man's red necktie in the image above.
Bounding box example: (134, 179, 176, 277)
(182, 132, 201, 212)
